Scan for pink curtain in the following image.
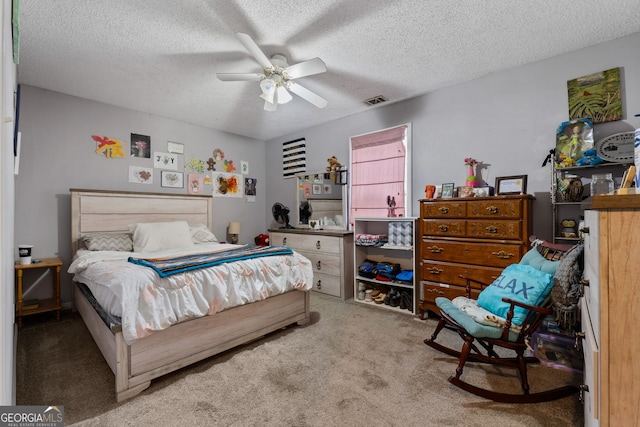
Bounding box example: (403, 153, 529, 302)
(351, 125, 406, 221)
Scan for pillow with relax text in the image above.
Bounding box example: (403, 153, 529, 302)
(476, 263, 554, 326)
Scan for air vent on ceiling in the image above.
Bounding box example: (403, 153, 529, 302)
(363, 95, 388, 106)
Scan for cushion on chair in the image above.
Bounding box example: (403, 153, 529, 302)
(519, 247, 561, 275)
(452, 297, 521, 332)
(435, 297, 519, 341)
(476, 264, 554, 326)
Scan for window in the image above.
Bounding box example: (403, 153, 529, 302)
(349, 124, 411, 223)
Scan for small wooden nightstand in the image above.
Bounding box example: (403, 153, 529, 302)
(14, 257, 63, 329)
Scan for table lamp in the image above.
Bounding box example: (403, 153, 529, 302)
(228, 222, 240, 244)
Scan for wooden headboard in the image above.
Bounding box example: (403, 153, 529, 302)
(70, 189, 213, 255)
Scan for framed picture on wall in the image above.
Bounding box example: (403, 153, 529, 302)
(161, 171, 184, 188)
(441, 183, 455, 198)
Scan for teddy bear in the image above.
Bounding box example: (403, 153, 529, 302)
(326, 156, 342, 172)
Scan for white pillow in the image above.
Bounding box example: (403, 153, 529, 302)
(129, 221, 194, 253)
(190, 224, 218, 243)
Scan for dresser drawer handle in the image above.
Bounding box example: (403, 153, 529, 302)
(491, 250, 515, 259)
(427, 288, 445, 295)
(316, 279, 322, 289)
(574, 332, 585, 349)
(427, 245, 444, 253)
(316, 240, 321, 250)
(486, 206, 499, 214)
(438, 225, 449, 232)
(580, 279, 589, 297)
(485, 226, 498, 234)
(438, 207, 449, 214)
(427, 267, 443, 275)
(282, 237, 287, 245)
(316, 261, 322, 270)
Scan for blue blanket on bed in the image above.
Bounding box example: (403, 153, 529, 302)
(128, 244, 293, 278)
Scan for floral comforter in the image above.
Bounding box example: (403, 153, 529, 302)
(68, 243, 313, 345)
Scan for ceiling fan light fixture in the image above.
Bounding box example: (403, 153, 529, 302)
(259, 78, 275, 94)
(264, 98, 277, 111)
(276, 85, 292, 104)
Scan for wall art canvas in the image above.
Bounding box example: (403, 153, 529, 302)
(131, 133, 151, 158)
(128, 166, 153, 184)
(153, 151, 178, 170)
(568, 67, 622, 124)
(212, 172, 243, 197)
(241, 161, 249, 174)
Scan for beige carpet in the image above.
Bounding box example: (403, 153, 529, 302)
(16, 292, 583, 426)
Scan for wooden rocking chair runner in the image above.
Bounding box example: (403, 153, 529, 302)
(424, 240, 582, 404)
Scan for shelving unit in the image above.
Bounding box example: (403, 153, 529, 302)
(551, 162, 629, 243)
(353, 217, 417, 315)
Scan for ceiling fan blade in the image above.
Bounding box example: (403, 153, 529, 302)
(285, 57, 327, 79)
(216, 73, 264, 81)
(235, 32, 273, 69)
(288, 82, 328, 108)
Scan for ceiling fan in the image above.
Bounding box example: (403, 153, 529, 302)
(217, 33, 328, 111)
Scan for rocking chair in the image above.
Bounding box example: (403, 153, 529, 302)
(424, 239, 583, 403)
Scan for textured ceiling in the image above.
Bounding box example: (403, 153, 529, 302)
(17, 0, 640, 140)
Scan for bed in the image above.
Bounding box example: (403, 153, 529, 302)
(70, 189, 312, 402)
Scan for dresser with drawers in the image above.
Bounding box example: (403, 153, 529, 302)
(581, 195, 640, 427)
(269, 228, 354, 300)
(417, 195, 533, 318)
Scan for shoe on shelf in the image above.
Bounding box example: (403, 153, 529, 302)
(383, 288, 397, 305)
(399, 293, 407, 309)
(364, 289, 373, 302)
(374, 293, 387, 304)
(390, 293, 401, 307)
(358, 290, 366, 300)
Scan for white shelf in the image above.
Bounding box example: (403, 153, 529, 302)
(353, 217, 417, 315)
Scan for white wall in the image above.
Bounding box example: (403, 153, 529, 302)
(1, 0, 17, 405)
(15, 86, 267, 303)
(265, 32, 640, 240)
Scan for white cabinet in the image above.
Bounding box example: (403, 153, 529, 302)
(353, 218, 417, 315)
(269, 229, 354, 300)
(581, 196, 640, 427)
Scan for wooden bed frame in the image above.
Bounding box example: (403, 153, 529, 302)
(70, 189, 311, 402)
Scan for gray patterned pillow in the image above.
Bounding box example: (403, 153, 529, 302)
(190, 224, 218, 243)
(83, 232, 133, 251)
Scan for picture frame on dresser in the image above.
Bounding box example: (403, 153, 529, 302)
(441, 183, 455, 198)
(495, 175, 527, 195)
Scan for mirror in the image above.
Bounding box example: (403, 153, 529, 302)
(295, 171, 348, 229)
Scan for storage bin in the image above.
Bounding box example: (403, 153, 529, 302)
(531, 331, 583, 374)
(388, 221, 413, 246)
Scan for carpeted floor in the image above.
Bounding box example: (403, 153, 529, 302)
(16, 292, 583, 426)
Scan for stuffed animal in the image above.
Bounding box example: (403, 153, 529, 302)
(575, 148, 604, 166)
(326, 156, 342, 172)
